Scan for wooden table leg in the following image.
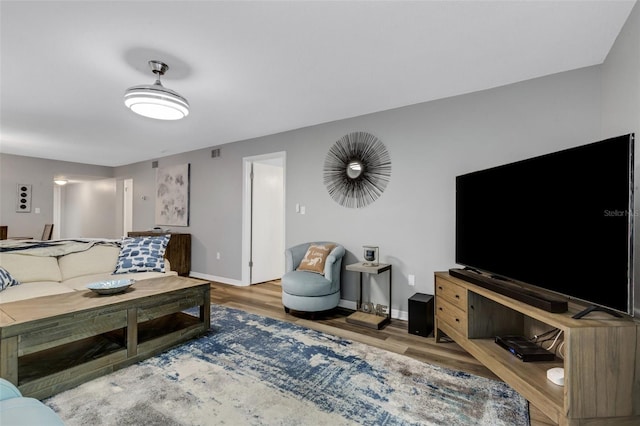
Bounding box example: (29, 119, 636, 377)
(127, 308, 138, 357)
(0, 336, 19, 385)
(388, 268, 392, 321)
(201, 286, 211, 330)
(357, 272, 363, 311)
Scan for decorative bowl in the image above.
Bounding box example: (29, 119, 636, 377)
(86, 279, 135, 295)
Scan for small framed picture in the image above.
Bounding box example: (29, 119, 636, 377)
(363, 245, 379, 266)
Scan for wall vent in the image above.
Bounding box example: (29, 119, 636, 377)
(152, 161, 159, 168)
(211, 149, 221, 158)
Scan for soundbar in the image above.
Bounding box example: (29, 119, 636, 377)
(448, 268, 568, 313)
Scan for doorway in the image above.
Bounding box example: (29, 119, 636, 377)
(242, 152, 286, 285)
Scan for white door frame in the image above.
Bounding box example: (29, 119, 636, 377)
(123, 178, 133, 237)
(52, 185, 62, 240)
(241, 151, 286, 285)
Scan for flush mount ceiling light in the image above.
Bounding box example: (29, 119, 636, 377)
(53, 178, 68, 186)
(124, 60, 189, 120)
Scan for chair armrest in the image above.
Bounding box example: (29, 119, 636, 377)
(324, 245, 345, 282)
(285, 243, 311, 273)
(285, 249, 294, 273)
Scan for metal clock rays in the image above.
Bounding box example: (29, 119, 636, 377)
(323, 131, 392, 208)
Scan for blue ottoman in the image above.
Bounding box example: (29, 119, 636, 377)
(0, 379, 65, 425)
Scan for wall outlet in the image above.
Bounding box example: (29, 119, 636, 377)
(408, 274, 415, 286)
(295, 203, 300, 213)
(216, 252, 221, 260)
(300, 206, 306, 215)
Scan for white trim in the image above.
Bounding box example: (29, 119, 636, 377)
(190, 271, 248, 287)
(393, 308, 409, 322)
(182, 285, 410, 318)
(241, 160, 252, 285)
(123, 178, 133, 237)
(241, 151, 287, 285)
(52, 185, 61, 240)
(338, 299, 357, 310)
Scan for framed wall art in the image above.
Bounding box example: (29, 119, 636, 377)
(155, 163, 190, 226)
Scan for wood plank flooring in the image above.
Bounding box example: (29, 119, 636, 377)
(209, 279, 555, 426)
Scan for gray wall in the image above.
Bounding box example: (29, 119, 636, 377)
(147, 1, 636, 317)
(601, 0, 640, 139)
(115, 65, 603, 316)
(2, 2, 638, 317)
(0, 154, 114, 238)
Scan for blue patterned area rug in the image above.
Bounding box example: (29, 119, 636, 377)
(45, 306, 530, 425)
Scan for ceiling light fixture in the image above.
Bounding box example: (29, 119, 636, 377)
(54, 179, 68, 186)
(124, 60, 189, 120)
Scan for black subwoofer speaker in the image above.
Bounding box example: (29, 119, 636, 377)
(408, 293, 434, 337)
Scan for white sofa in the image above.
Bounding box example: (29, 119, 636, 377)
(0, 244, 177, 304)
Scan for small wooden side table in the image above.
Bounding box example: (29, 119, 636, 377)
(345, 262, 392, 329)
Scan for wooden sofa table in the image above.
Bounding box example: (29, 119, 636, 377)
(0, 276, 211, 400)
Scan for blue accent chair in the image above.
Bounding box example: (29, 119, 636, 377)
(281, 242, 345, 313)
(0, 378, 65, 425)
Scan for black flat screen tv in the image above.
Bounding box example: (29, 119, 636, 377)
(455, 133, 635, 317)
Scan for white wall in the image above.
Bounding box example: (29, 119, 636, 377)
(601, 1, 640, 139)
(60, 179, 117, 239)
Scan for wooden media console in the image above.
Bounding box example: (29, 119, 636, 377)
(434, 271, 640, 426)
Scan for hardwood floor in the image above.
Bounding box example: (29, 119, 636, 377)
(209, 279, 555, 426)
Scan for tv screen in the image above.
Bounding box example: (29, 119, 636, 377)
(456, 134, 635, 316)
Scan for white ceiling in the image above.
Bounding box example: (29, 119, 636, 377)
(0, 0, 636, 167)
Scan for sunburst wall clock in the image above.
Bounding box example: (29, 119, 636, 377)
(323, 131, 392, 208)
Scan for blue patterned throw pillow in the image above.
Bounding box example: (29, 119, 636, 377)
(113, 235, 171, 274)
(0, 266, 20, 291)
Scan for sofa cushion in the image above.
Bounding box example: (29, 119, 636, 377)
(0, 281, 74, 304)
(0, 253, 62, 283)
(59, 245, 121, 281)
(113, 235, 170, 274)
(0, 266, 20, 291)
(296, 244, 335, 275)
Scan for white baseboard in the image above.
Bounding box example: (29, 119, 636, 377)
(190, 277, 409, 320)
(338, 299, 357, 310)
(189, 271, 247, 286)
(394, 308, 409, 321)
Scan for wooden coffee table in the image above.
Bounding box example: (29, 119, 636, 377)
(0, 275, 211, 399)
